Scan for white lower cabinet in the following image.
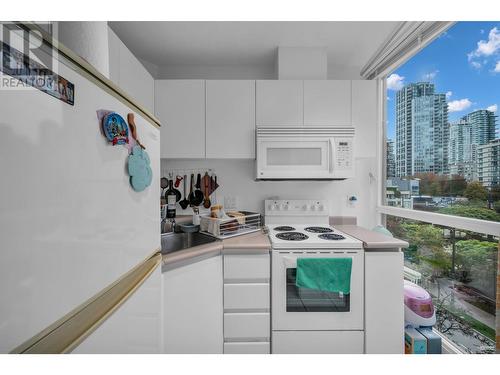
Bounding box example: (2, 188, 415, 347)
(224, 283, 270, 310)
(162, 255, 223, 354)
(365, 251, 404, 354)
(224, 341, 270, 354)
(223, 252, 271, 354)
(224, 313, 270, 340)
(272, 331, 364, 354)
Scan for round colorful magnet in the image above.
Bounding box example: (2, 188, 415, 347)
(103, 112, 129, 145)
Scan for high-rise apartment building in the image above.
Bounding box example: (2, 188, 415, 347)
(448, 109, 496, 182)
(386, 139, 395, 178)
(395, 82, 449, 177)
(463, 110, 496, 146)
(477, 139, 500, 188)
(448, 118, 476, 181)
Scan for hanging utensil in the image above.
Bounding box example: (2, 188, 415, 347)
(179, 174, 190, 210)
(212, 174, 218, 205)
(203, 172, 211, 208)
(127, 113, 145, 149)
(188, 173, 204, 206)
(193, 173, 204, 206)
(174, 175, 183, 188)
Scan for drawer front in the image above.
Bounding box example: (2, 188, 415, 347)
(224, 341, 270, 354)
(272, 330, 364, 354)
(224, 254, 270, 281)
(224, 283, 269, 310)
(224, 313, 270, 339)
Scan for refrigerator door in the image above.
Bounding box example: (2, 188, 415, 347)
(0, 24, 161, 353)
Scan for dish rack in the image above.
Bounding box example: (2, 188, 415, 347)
(200, 211, 261, 239)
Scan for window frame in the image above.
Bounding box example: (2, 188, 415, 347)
(372, 24, 500, 238)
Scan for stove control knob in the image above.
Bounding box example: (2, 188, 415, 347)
(318, 204, 325, 211)
(310, 205, 317, 211)
(302, 205, 308, 211)
(283, 204, 289, 210)
(269, 204, 277, 211)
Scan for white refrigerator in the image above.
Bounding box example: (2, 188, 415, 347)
(0, 23, 162, 353)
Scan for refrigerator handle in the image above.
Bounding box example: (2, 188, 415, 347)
(10, 252, 161, 354)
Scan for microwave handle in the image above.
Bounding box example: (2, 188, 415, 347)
(329, 138, 334, 173)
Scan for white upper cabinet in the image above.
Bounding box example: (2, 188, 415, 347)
(256, 80, 303, 127)
(351, 80, 378, 158)
(303, 80, 351, 126)
(108, 28, 154, 113)
(206, 80, 256, 159)
(155, 80, 206, 159)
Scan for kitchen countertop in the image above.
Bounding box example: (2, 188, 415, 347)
(162, 215, 407, 270)
(336, 225, 409, 250)
(161, 229, 271, 271)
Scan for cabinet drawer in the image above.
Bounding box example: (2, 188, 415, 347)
(224, 313, 270, 339)
(272, 331, 364, 354)
(224, 283, 269, 310)
(224, 254, 270, 281)
(224, 341, 270, 354)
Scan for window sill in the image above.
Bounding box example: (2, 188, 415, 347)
(378, 205, 500, 237)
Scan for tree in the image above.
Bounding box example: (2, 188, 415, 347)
(489, 184, 500, 202)
(454, 240, 498, 297)
(464, 181, 488, 201)
(401, 222, 451, 275)
(438, 205, 500, 222)
(448, 175, 467, 196)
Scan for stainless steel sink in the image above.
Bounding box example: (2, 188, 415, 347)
(161, 232, 218, 255)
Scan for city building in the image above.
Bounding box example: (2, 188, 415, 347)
(386, 177, 420, 208)
(448, 118, 476, 181)
(463, 110, 497, 146)
(395, 82, 449, 177)
(477, 139, 500, 189)
(386, 139, 395, 178)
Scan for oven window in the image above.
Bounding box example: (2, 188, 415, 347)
(286, 268, 350, 312)
(267, 148, 322, 166)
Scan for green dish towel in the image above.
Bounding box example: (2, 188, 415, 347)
(296, 258, 352, 294)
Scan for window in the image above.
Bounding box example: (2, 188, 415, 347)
(380, 22, 500, 354)
(384, 22, 500, 224)
(387, 215, 498, 354)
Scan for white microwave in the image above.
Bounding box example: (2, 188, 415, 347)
(256, 127, 355, 180)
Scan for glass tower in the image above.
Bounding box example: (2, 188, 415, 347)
(395, 82, 449, 177)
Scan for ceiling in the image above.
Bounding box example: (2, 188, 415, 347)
(109, 21, 399, 73)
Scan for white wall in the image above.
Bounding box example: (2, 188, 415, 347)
(161, 156, 378, 229)
(154, 64, 361, 80)
(57, 22, 110, 78)
(156, 64, 276, 80)
(277, 47, 327, 79)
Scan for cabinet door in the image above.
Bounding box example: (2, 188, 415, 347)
(108, 28, 154, 114)
(162, 256, 223, 353)
(352, 80, 378, 158)
(365, 251, 404, 354)
(206, 80, 255, 158)
(303, 80, 351, 126)
(256, 80, 303, 127)
(155, 80, 205, 159)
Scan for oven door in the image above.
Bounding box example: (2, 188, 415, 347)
(272, 250, 364, 331)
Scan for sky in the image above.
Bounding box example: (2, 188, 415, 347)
(386, 22, 500, 140)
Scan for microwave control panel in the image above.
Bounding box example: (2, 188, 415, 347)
(333, 138, 353, 170)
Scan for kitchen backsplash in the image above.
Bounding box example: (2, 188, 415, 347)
(161, 158, 379, 229)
